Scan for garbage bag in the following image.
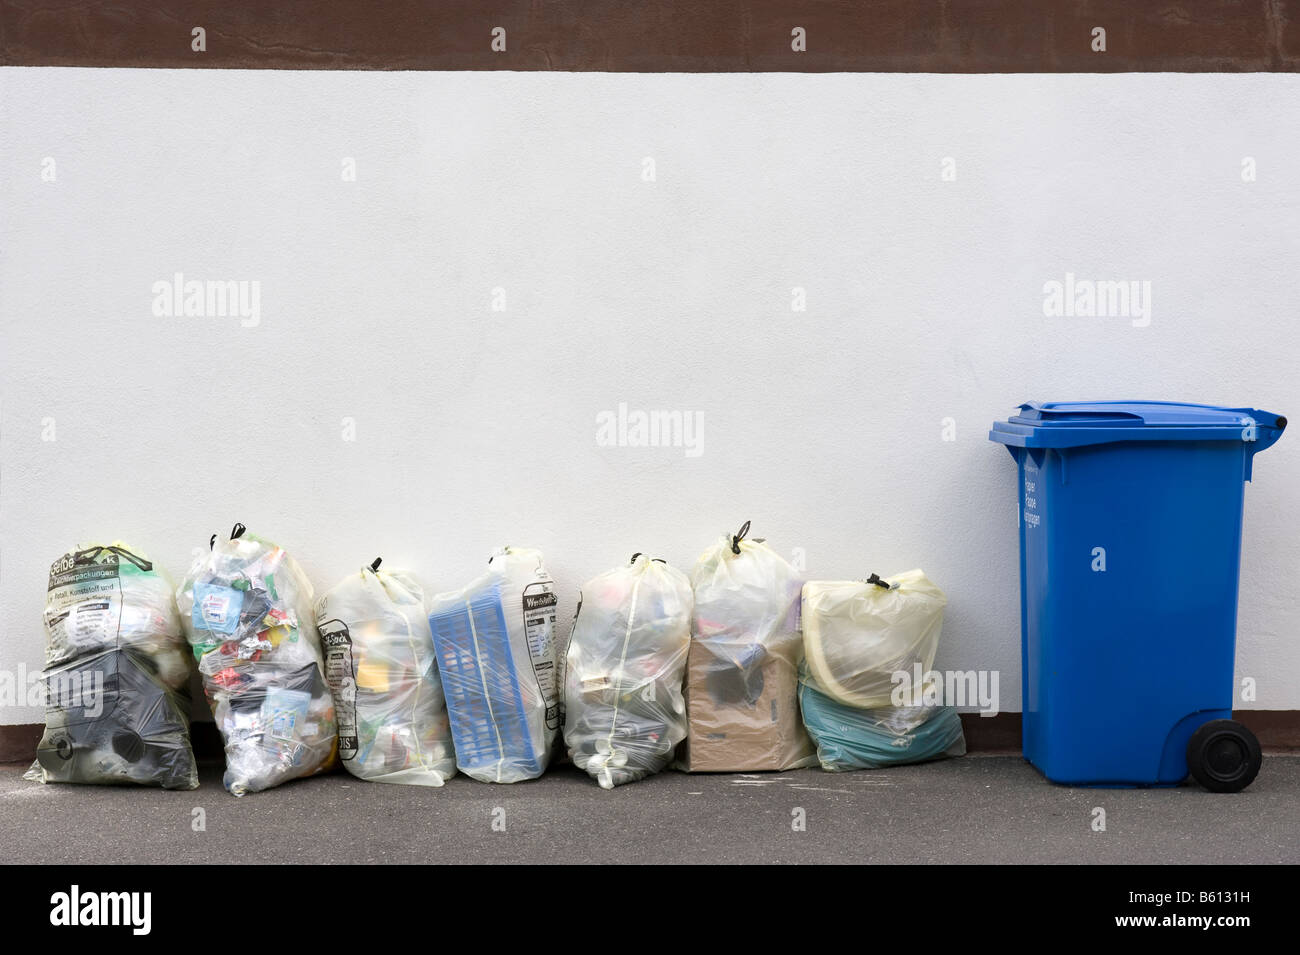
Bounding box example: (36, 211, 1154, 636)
(798, 667, 966, 771)
(315, 559, 456, 786)
(177, 524, 338, 795)
(25, 542, 197, 789)
(563, 554, 692, 789)
(801, 571, 947, 709)
(427, 546, 560, 783)
(680, 522, 816, 772)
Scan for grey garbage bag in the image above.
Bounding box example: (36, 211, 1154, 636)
(25, 542, 197, 790)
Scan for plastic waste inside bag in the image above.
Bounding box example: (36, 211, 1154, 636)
(563, 554, 692, 789)
(177, 524, 337, 795)
(681, 522, 816, 772)
(798, 665, 966, 771)
(315, 558, 455, 786)
(427, 546, 559, 783)
(26, 542, 198, 790)
(801, 571, 947, 709)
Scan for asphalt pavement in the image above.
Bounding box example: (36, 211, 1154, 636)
(2, 756, 1296, 864)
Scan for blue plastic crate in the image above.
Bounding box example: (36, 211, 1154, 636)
(429, 586, 541, 780)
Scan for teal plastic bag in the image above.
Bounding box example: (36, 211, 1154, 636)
(798, 669, 965, 772)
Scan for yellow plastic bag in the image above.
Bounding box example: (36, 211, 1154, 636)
(801, 570, 947, 710)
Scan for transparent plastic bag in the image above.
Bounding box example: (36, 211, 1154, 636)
(26, 542, 197, 790)
(177, 525, 338, 795)
(315, 560, 456, 786)
(681, 522, 816, 772)
(427, 546, 559, 783)
(563, 554, 692, 789)
(801, 571, 947, 709)
(798, 666, 966, 771)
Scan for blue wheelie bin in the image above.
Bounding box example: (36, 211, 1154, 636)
(990, 401, 1285, 791)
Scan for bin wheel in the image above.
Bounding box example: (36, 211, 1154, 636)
(1186, 720, 1261, 793)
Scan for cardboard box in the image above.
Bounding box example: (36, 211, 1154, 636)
(679, 632, 815, 772)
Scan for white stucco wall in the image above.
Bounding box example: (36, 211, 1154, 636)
(2, 68, 1297, 722)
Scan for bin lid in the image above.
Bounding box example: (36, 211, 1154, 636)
(989, 401, 1287, 450)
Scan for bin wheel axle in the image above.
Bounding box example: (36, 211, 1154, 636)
(1186, 720, 1261, 793)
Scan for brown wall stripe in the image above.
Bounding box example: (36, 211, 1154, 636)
(3, 1, 1300, 72)
(3, 712, 1297, 764)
